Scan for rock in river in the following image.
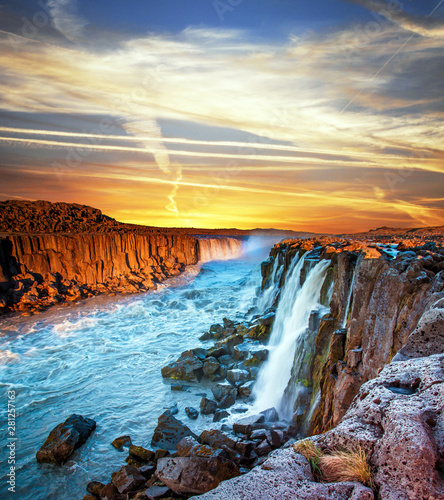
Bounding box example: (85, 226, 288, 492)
(151, 411, 197, 449)
(36, 414, 96, 465)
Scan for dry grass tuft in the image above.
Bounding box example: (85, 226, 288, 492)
(293, 440, 323, 478)
(319, 445, 373, 488)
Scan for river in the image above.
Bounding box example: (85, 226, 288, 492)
(0, 237, 274, 500)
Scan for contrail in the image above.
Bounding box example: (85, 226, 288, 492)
(0, 135, 373, 167)
(0, 126, 423, 161)
(1, 135, 442, 173)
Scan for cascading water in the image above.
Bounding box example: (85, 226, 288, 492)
(253, 257, 330, 419)
(197, 237, 244, 263)
(341, 267, 355, 328)
(255, 253, 284, 313)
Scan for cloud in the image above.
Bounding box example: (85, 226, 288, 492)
(0, 19, 443, 230)
(344, 0, 444, 37)
(46, 0, 87, 42)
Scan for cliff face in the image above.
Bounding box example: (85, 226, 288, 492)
(0, 233, 198, 314)
(261, 237, 444, 435)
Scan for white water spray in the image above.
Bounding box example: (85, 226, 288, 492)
(341, 268, 355, 329)
(253, 258, 330, 417)
(255, 254, 284, 312)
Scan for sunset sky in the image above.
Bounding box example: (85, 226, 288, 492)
(0, 0, 443, 232)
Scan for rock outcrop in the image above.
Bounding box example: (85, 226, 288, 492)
(193, 447, 374, 500)
(36, 414, 96, 465)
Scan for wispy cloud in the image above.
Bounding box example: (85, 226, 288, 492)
(46, 0, 87, 42)
(344, 0, 444, 37)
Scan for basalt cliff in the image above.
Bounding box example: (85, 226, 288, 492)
(0, 201, 201, 314)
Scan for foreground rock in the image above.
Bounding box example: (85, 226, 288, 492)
(36, 414, 96, 465)
(151, 411, 197, 449)
(318, 353, 444, 500)
(192, 448, 373, 499)
(157, 455, 240, 495)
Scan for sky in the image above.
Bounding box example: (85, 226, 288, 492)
(0, 0, 443, 232)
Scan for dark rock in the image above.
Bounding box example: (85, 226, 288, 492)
(218, 394, 236, 409)
(235, 440, 255, 458)
(260, 407, 279, 422)
(138, 463, 156, 479)
(164, 403, 178, 416)
(199, 429, 237, 451)
(260, 312, 275, 326)
(207, 345, 229, 358)
(154, 449, 170, 461)
(232, 344, 250, 362)
(218, 354, 236, 368)
(151, 411, 197, 449)
(144, 484, 171, 499)
(250, 429, 267, 441)
(129, 445, 155, 462)
(161, 352, 203, 382)
(111, 435, 132, 450)
(233, 414, 265, 436)
(256, 439, 272, 456)
(185, 407, 199, 420)
(176, 436, 200, 456)
(238, 381, 255, 399)
(125, 455, 146, 468)
(191, 347, 207, 360)
(36, 414, 96, 465)
(213, 410, 230, 422)
(87, 481, 105, 497)
(200, 397, 218, 415)
(156, 456, 240, 495)
(99, 483, 120, 500)
(267, 429, 285, 449)
(227, 369, 249, 387)
(83, 495, 97, 500)
(212, 382, 237, 402)
(112, 465, 146, 494)
(202, 357, 220, 377)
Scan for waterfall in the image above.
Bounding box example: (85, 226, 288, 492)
(197, 237, 244, 263)
(255, 254, 284, 312)
(341, 267, 355, 328)
(253, 258, 330, 418)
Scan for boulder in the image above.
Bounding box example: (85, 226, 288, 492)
(111, 435, 132, 450)
(233, 414, 265, 436)
(161, 352, 203, 382)
(87, 481, 105, 497)
(227, 369, 249, 388)
(36, 414, 96, 465)
(128, 445, 155, 462)
(218, 394, 236, 409)
(212, 382, 237, 402)
(200, 397, 218, 415)
(260, 407, 279, 422)
(144, 485, 171, 499)
(156, 456, 240, 495)
(151, 411, 197, 449)
(199, 429, 237, 451)
(185, 407, 199, 420)
(213, 410, 230, 422)
(203, 357, 220, 378)
(112, 465, 146, 494)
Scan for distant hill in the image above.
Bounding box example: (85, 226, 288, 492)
(0, 200, 310, 237)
